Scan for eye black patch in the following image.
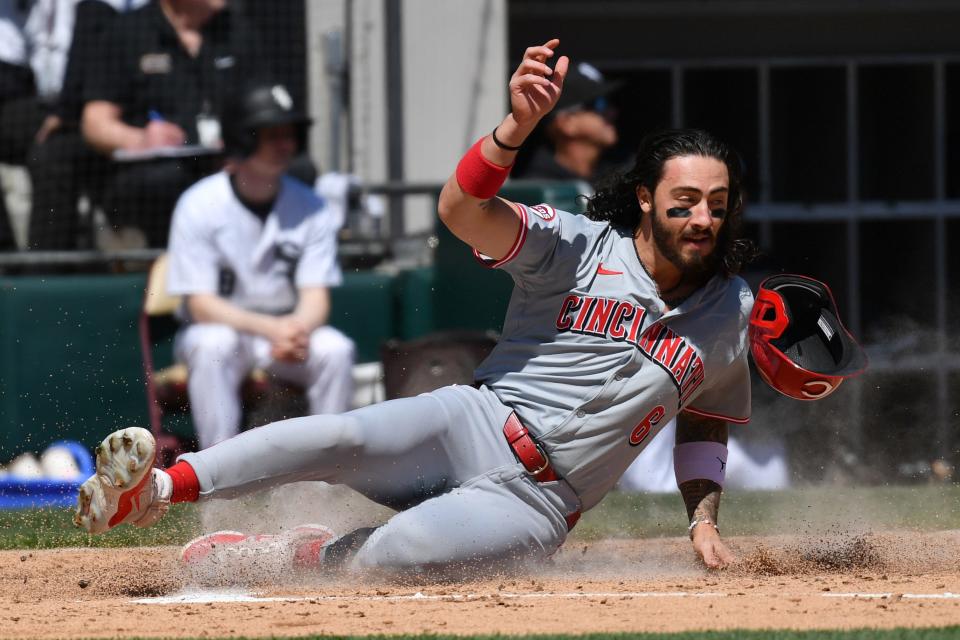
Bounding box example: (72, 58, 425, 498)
(665, 207, 727, 219)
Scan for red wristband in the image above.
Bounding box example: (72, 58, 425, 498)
(166, 460, 200, 503)
(455, 137, 513, 199)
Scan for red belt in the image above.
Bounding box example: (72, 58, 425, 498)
(503, 413, 581, 531)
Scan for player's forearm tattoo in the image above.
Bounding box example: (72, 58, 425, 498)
(676, 412, 728, 523)
(680, 479, 722, 523)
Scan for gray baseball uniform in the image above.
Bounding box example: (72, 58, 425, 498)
(179, 204, 753, 573)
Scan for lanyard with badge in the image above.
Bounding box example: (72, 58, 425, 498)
(196, 100, 221, 149)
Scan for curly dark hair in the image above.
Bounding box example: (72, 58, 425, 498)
(585, 128, 756, 277)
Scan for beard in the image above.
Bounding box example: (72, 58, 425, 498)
(650, 206, 721, 281)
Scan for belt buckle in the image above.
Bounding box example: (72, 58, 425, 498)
(528, 443, 551, 476)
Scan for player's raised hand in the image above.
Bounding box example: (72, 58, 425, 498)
(509, 39, 569, 128)
(692, 525, 735, 569)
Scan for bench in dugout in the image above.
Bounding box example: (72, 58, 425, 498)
(380, 330, 499, 400)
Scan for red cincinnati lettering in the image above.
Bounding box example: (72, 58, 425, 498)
(555, 294, 581, 330)
(638, 322, 665, 354)
(585, 298, 617, 335)
(680, 357, 705, 403)
(653, 328, 683, 368)
(572, 296, 596, 331)
(626, 305, 647, 344)
(608, 302, 635, 340)
(680, 355, 704, 391)
(671, 346, 695, 381)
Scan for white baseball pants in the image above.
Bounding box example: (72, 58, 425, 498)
(174, 323, 355, 449)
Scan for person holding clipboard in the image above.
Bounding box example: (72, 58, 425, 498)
(76, 0, 268, 247)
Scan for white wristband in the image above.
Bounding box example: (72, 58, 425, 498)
(674, 441, 728, 487)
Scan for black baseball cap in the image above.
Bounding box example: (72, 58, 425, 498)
(555, 62, 621, 113)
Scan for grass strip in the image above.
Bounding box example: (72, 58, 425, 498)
(2, 485, 959, 550)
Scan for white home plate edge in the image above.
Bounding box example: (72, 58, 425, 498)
(134, 590, 728, 605)
(133, 590, 960, 605)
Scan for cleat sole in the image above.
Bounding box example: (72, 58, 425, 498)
(74, 427, 157, 534)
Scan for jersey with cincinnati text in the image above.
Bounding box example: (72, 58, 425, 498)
(473, 204, 753, 510)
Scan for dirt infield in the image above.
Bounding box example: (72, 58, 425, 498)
(3, 530, 960, 638)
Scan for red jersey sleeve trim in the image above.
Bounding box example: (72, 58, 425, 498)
(682, 406, 751, 425)
(471, 202, 528, 269)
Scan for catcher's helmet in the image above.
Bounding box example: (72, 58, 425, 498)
(749, 274, 867, 400)
(221, 83, 312, 158)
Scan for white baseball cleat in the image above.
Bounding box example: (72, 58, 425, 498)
(74, 427, 169, 534)
(179, 524, 337, 578)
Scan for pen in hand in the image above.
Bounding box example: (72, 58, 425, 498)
(142, 109, 187, 149)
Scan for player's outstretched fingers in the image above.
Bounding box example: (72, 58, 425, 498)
(509, 38, 569, 124)
(523, 38, 559, 63)
(696, 537, 735, 570)
(513, 73, 554, 90)
(516, 58, 555, 80)
(551, 54, 569, 90)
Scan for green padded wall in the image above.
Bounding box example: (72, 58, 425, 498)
(0, 271, 397, 455)
(431, 180, 587, 334)
(329, 271, 396, 363)
(500, 181, 587, 214)
(392, 266, 436, 340)
(0, 274, 148, 455)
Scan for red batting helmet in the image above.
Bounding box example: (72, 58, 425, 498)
(749, 274, 867, 400)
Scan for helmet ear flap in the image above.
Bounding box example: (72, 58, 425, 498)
(749, 288, 789, 339)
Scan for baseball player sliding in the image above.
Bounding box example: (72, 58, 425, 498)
(74, 40, 864, 576)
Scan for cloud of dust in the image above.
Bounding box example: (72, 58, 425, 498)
(178, 482, 394, 587)
(196, 481, 394, 537)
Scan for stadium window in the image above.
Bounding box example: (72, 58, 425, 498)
(858, 218, 938, 347)
(683, 68, 760, 198)
(769, 66, 847, 203)
(783, 382, 858, 484)
(604, 69, 672, 169)
(767, 222, 849, 313)
(950, 372, 960, 470)
(947, 218, 960, 352)
(946, 63, 960, 199)
(858, 65, 936, 201)
(738, 220, 763, 250)
(862, 371, 940, 482)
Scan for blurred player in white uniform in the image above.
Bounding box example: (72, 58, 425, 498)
(166, 83, 355, 449)
(618, 418, 791, 493)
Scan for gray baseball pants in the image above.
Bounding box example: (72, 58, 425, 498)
(179, 384, 582, 574)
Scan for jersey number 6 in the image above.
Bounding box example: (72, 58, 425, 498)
(628, 405, 665, 446)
